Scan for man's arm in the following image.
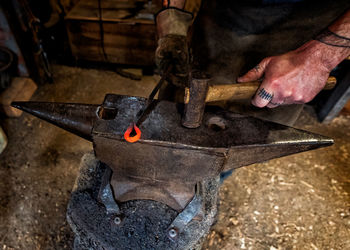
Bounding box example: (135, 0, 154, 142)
(238, 9, 350, 108)
(155, 0, 202, 87)
(155, 0, 192, 87)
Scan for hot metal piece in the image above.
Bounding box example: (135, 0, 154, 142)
(124, 123, 141, 143)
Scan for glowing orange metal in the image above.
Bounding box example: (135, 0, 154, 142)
(124, 123, 141, 143)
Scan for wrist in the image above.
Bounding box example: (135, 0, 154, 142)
(156, 8, 193, 38)
(298, 39, 350, 72)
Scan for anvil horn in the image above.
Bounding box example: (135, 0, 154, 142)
(11, 102, 99, 141)
(226, 132, 334, 171)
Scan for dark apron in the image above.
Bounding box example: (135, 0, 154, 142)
(190, 0, 350, 125)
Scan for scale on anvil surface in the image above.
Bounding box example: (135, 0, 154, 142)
(12, 91, 332, 249)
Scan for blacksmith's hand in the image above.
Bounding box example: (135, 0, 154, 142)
(237, 10, 350, 109)
(237, 40, 336, 108)
(155, 8, 193, 88)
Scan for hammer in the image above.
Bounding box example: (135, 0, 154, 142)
(182, 75, 337, 128)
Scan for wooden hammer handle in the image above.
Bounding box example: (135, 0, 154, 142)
(185, 76, 336, 103)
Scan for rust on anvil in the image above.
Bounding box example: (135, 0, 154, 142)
(11, 94, 333, 211)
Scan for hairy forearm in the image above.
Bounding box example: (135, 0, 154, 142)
(313, 9, 350, 70)
(329, 9, 350, 37)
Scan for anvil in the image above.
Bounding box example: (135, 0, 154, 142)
(13, 94, 333, 212)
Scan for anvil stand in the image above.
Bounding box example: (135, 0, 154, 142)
(12, 94, 333, 249)
(68, 153, 220, 250)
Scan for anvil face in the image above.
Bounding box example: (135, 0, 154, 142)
(12, 94, 333, 210)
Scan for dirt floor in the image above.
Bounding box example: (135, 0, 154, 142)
(0, 65, 349, 250)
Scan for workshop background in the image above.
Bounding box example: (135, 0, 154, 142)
(0, 0, 349, 249)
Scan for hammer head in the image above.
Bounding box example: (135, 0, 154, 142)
(182, 71, 210, 128)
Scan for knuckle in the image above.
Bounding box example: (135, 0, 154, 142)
(261, 58, 268, 64)
(283, 90, 292, 98)
(268, 79, 280, 88)
(293, 94, 304, 102)
(248, 68, 258, 75)
(261, 57, 271, 65)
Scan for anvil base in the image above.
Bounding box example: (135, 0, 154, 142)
(67, 153, 220, 250)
